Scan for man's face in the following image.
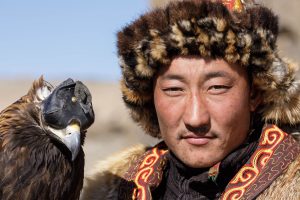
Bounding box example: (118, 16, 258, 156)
(154, 56, 259, 168)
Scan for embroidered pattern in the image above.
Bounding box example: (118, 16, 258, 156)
(221, 125, 287, 200)
(132, 147, 168, 200)
(123, 125, 300, 200)
(221, 0, 244, 12)
(208, 162, 221, 182)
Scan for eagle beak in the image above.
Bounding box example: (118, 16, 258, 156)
(63, 123, 81, 161)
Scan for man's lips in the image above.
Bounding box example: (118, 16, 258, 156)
(181, 134, 215, 146)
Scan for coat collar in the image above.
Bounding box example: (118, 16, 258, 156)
(121, 125, 300, 200)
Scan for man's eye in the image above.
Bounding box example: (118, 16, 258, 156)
(209, 85, 228, 89)
(208, 85, 231, 94)
(162, 87, 183, 96)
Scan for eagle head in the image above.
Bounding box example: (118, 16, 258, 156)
(27, 76, 95, 161)
(42, 78, 95, 160)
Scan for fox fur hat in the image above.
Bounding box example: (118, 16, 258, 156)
(117, 0, 300, 138)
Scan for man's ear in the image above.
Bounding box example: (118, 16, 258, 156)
(249, 86, 262, 112)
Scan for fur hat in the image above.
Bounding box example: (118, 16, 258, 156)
(117, 0, 300, 138)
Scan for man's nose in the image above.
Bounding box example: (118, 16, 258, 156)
(183, 93, 210, 129)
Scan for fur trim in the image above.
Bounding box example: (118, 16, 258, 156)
(117, 0, 300, 137)
(81, 144, 147, 200)
(256, 154, 300, 200)
(255, 58, 300, 125)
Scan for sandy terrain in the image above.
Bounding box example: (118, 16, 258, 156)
(0, 79, 159, 174)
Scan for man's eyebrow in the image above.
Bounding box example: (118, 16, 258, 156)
(160, 71, 231, 81)
(161, 74, 185, 81)
(204, 71, 231, 81)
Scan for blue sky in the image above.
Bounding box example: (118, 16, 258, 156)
(0, 0, 149, 81)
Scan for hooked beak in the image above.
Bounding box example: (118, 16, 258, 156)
(63, 122, 81, 161)
(41, 78, 94, 161)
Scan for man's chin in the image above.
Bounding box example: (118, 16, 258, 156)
(175, 153, 220, 168)
(184, 160, 218, 168)
(176, 148, 223, 168)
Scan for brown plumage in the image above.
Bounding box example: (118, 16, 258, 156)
(0, 77, 94, 200)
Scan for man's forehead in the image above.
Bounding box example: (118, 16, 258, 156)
(158, 57, 243, 80)
(160, 70, 232, 80)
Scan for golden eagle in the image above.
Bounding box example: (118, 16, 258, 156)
(0, 77, 94, 200)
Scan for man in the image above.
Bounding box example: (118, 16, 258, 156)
(82, 0, 300, 199)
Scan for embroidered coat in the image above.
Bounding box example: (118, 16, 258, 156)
(82, 125, 300, 200)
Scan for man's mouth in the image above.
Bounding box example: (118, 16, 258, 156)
(180, 133, 215, 146)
